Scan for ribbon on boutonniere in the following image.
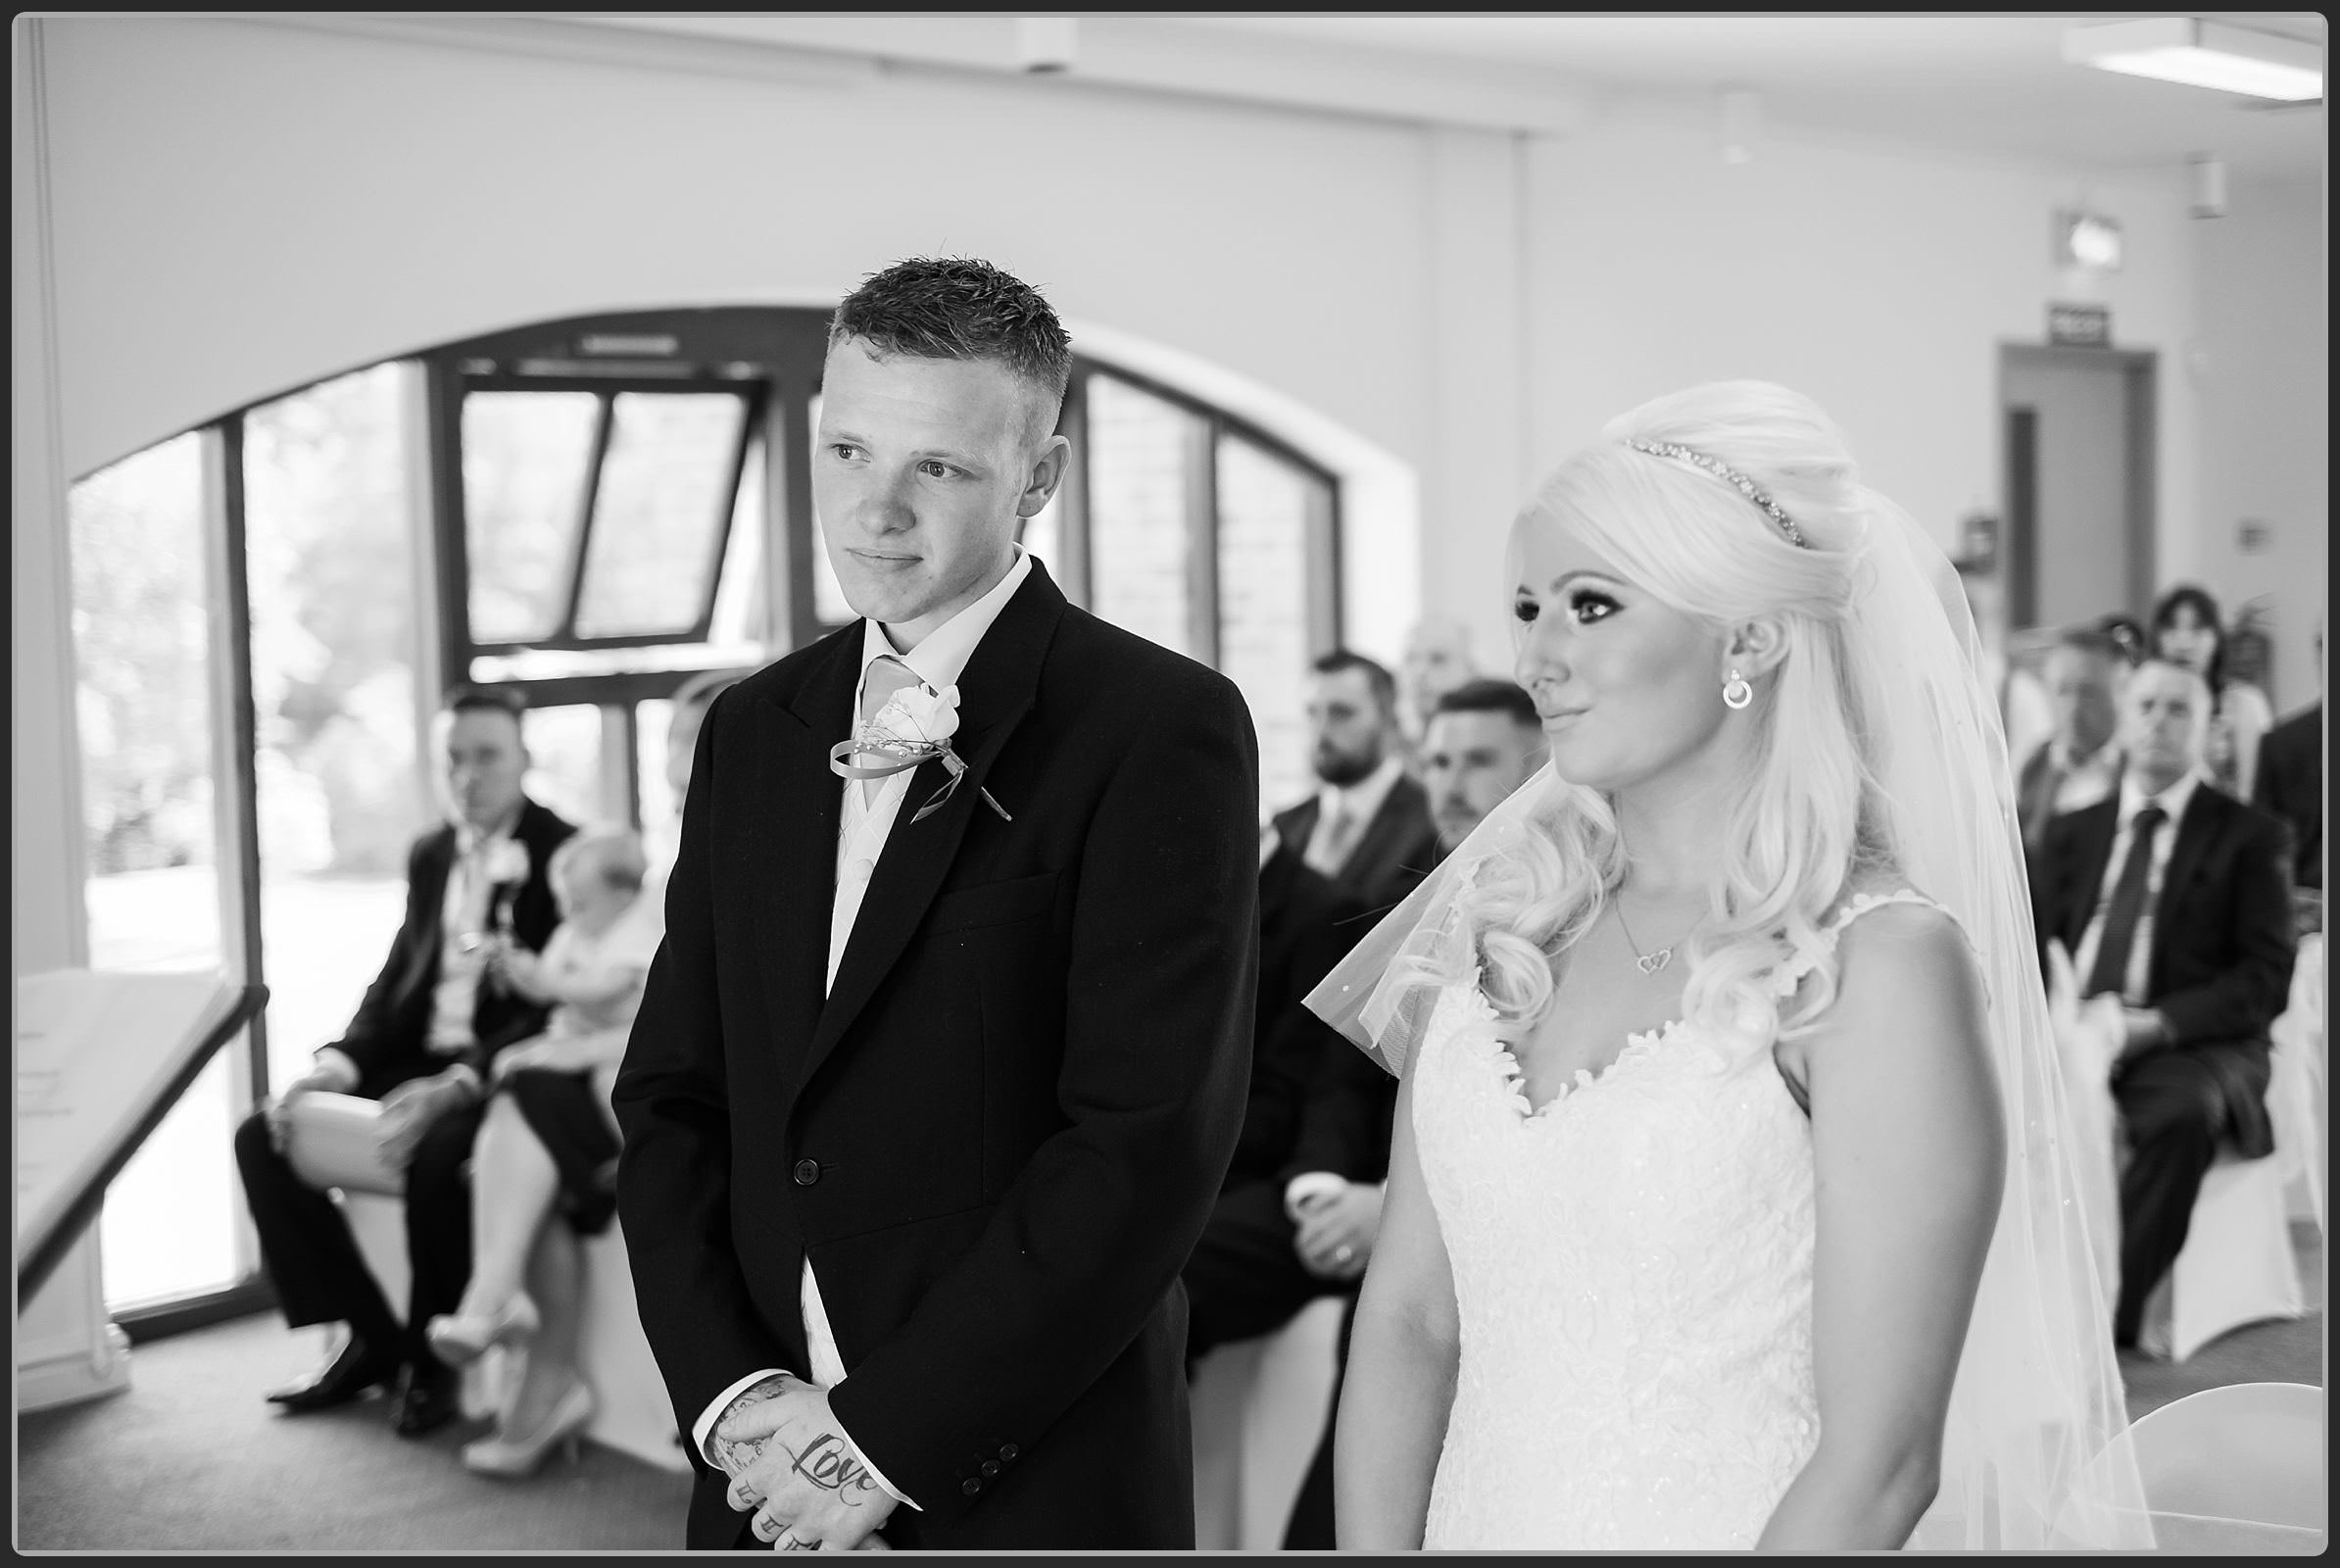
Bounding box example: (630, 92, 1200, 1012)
(481, 836, 532, 935)
(828, 680, 1012, 825)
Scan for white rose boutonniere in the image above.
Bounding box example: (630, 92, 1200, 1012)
(482, 838, 531, 887)
(875, 682, 961, 748)
(829, 679, 1011, 824)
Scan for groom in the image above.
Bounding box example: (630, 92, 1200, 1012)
(612, 258, 1259, 1550)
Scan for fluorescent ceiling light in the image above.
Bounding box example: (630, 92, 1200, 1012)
(2064, 18, 2323, 102)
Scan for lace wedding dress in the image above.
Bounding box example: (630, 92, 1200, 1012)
(1413, 891, 1938, 1550)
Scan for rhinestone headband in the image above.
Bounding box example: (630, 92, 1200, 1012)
(1624, 439, 1807, 549)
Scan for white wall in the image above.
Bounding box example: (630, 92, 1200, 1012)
(1521, 113, 2200, 608)
(2191, 176, 2327, 714)
(18, 17, 2324, 958)
(39, 18, 1435, 503)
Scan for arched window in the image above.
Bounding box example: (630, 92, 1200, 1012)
(64, 305, 1347, 1326)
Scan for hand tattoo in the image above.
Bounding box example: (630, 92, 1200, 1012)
(712, 1383, 782, 1477)
(784, 1431, 880, 1506)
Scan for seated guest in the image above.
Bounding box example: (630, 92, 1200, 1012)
(235, 685, 574, 1435)
(2152, 582, 2275, 802)
(1280, 676, 1549, 1548)
(1396, 613, 1479, 753)
(2253, 616, 2322, 928)
(646, 666, 753, 887)
(428, 824, 661, 1476)
(1270, 650, 1442, 918)
(1180, 828, 1371, 1360)
(1419, 677, 1550, 854)
(2030, 658, 2296, 1348)
(2017, 627, 2128, 854)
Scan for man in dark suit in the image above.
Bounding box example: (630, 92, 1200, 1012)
(2031, 658, 2296, 1348)
(1180, 830, 1371, 1360)
(1270, 650, 1442, 920)
(234, 685, 574, 1434)
(612, 259, 1257, 1552)
(2253, 616, 2322, 919)
(2254, 698, 2322, 906)
(2017, 627, 2127, 856)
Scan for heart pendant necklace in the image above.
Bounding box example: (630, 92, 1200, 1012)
(1614, 900, 1693, 976)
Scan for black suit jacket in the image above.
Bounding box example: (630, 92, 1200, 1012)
(2253, 703, 2322, 891)
(1230, 851, 1370, 1186)
(2032, 782, 2296, 1155)
(328, 797, 573, 1097)
(1270, 772, 1441, 922)
(612, 561, 1258, 1550)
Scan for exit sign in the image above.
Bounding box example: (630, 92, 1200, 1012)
(2048, 303, 2112, 347)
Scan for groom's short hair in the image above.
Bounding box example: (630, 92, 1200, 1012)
(830, 257, 1073, 436)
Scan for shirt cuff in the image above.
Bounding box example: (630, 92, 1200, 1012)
(1284, 1170, 1347, 1218)
(691, 1370, 921, 1512)
(694, 1369, 793, 1466)
(312, 1049, 361, 1093)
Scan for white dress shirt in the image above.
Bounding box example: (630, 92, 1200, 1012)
(691, 546, 1034, 1507)
(2072, 769, 2202, 1007)
(314, 809, 521, 1097)
(2046, 739, 2124, 816)
(1304, 754, 1405, 879)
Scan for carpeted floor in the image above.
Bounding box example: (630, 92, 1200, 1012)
(16, 1311, 692, 1552)
(16, 1225, 2325, 1552)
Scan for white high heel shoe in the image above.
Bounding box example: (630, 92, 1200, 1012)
(462, 1378, 595, 1479)
(424, 1293, 539, 1367)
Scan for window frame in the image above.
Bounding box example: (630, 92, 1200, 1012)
(73, 305, 1348, 1340)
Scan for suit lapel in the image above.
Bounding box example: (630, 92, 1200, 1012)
(797, 567, 1066, 1095)
(746, 636, 856, 1085)
(409, 826, 458, 1001)
(1343, 776, 1423, 895)
(2065, 800, 2120, 953)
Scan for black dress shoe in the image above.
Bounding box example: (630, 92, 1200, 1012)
(266, 1335, 403, 1412)
(391, 1366, 462, 1438)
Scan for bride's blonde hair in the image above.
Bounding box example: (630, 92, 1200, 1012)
(1467, 380, 1900, 1047)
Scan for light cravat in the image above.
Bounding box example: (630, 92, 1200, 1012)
(1308, 799, 1358, 877)
(855, 655, 923, 807)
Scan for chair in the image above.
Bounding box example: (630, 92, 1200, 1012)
(2049, 941, 2321, 1363)
(307, 1075, 690, 1475)
(2126, 1381, 2325, 1550)
(2270, 933, 2324, 1232)
(2045, 940, 2124, 1302)
(2138, 938, 2324, 1363)
(1189, 1295, 1346, 1550)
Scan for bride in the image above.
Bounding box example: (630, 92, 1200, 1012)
(1311, 381, 2150, 1550)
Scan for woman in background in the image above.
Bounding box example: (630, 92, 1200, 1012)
(2152, 583, 2273, 801)
(427, 825, 659, 1475)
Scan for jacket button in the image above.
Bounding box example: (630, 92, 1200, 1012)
(961, 1478, 982, 1496)
(793, 1159, 820, 1187)
(980, 1460, 1000, 1478)
(999, 1444, 1018, 1462)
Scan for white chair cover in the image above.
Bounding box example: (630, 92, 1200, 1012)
(2101, 1381, 2325, 1551)
(2046, 939, 2125, 1306)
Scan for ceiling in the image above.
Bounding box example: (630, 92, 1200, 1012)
(557, 13, 2324, 181)
(1165, 14, 2326, 179)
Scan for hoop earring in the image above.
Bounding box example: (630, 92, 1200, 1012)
(1722, 668, 1754, 710)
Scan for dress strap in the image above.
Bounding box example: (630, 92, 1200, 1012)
(1770, 888, 1945, 996)
(1825, 887, 1944, 935)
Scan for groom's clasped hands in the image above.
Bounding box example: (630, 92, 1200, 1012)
(712, 1373, 897, 1552)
